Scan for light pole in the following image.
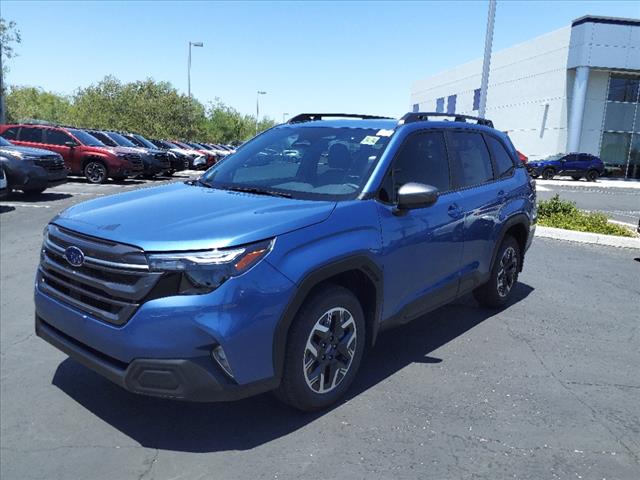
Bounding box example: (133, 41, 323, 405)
(282, 113, 289, 123)
(478, 0, 496, 118)
(256, 90, 266, 134)
(188, 41, 204, 98)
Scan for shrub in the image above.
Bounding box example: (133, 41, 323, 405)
(538, 195, 633, 237)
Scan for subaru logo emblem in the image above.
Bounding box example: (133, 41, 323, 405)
(64, 246, 85, 267)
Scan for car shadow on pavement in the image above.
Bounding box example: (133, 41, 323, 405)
(0, 205, 16, 213)
(52, 283, 534, 453)
(6, 192, 73, 202)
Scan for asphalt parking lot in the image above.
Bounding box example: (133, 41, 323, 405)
(1, 175, 639, 480)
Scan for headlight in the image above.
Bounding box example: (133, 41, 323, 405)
(146, 239, 274, 294)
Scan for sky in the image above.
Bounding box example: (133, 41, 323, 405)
(2, 0, 639, 121)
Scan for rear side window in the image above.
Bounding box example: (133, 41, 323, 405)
(447, 131, 493, 188)
(45, 129, 73, 146)
(2, 127, 19, 140)
(379, 131, 450, 203)
(19, 127, 44, 143)
(486, 135, 515, 178)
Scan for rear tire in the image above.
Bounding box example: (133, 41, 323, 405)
(474, 236, 521, 308)
(586, 169, 599, 182)
(541, 168, 555, 180)
(84, 160, 108, 184)
(275, 285, 365, 411)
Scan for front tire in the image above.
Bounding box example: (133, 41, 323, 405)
(84, 160, 108, 184)
(474, 236, 521, 308)
(275, 285, 366, 411)
(541, 168, 555, 180)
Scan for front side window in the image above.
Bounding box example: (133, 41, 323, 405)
(486, 135, 515, 178)
(200, 126, 392, 201)
(447, 131, 494, 188)
(2, 127, 19, 140)
(68, 129, 105, 147)
(379, 131, 450, 203)
(19, 127, 44, 143)
(45, 129, 73, 146)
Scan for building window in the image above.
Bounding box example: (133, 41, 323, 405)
(447, 95, 456, 114)
(412, 103, 419, 113)
(473, 88, 481, 111)
(436, 97, 444, 113)
(600, 73, 640, 179)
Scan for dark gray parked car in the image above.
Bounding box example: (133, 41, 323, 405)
(0, 137, 68, 194)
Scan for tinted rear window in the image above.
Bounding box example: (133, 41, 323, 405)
(20, 127, 44, 143)
(447, 131, 494, 188)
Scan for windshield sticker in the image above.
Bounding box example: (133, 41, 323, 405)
(376, 129, 394, 137)
(361, 136, 380, 145)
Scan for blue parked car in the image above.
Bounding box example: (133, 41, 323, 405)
(526, 153, 604, 181)
(35, 112, 536, 411)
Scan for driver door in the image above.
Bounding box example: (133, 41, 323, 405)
(377, 130, 465, 324)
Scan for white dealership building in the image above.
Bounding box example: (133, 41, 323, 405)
(410, 16, 640, 178)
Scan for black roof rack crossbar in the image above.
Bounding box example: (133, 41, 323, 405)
(288, 113, 394, 124)
(400, 112, 494, 128)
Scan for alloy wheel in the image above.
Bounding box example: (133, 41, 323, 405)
(497, 246, 518, 298)
(303, 307, 357, 394)
(85, 162, 107, 183)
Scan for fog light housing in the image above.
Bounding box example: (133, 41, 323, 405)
(212, 345, 234, 378)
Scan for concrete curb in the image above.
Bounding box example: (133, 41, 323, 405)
(535, 225, 640, 249)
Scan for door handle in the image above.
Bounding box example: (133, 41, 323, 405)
(448, 203, 463, 219)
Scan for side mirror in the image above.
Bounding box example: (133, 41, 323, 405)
(64, 141, 77, 148)
(395, 182, 439, 213)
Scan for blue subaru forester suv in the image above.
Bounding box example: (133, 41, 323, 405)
(35, 112, 536, 411)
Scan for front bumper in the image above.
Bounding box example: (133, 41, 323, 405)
(34, 259, 296, 401)
(36, 316, 278, 401)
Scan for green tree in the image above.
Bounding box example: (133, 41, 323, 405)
(70, 76, 207, 139)
(1, 17, 22, 123)
(5, 86, 71, 124)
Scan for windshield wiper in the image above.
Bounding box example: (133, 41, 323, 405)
(185, 178, 213, 188)
(227, 186, 292, 198)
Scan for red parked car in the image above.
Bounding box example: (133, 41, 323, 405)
(0, 124, 144, 183)
(172, 141, 217, 168)
(516, 150, 528, 163)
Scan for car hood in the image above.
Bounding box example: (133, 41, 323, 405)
(0, 145, 61, 158)
(53, 182, 336, 251)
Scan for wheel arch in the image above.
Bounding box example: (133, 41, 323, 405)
(272, 255, 383, 380)
(491, 214, 530, 273)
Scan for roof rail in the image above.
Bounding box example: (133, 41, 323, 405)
(399, 112, 494, 128)
(288, 113, 394, 124)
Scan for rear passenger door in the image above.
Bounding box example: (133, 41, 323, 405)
(446, 130, 505, 292)
(377, 130, 465, 323)
(16, 126, 45, 149)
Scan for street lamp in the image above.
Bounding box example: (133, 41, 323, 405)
(256, 90, 267, 134)
(282, 113, 289, 123)
(188, 41, 204, 98)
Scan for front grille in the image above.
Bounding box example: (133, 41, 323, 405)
(38, 225, 162, 326)
(35, 157, 66, 172)
(154, 152, 171, 169)
(124, 154, 143, 171)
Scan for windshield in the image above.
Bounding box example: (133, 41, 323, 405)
(0, 137, 11, 146)
(200, 126, 392, 201)
(133, 134, 157, 150)
(69, 129, 105, 147)
(107, 132, 137, 148)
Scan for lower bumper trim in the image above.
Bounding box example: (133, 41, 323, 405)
(35, 315, 279, 402)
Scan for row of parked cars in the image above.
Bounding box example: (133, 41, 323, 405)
(0, 122, 236, 195)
